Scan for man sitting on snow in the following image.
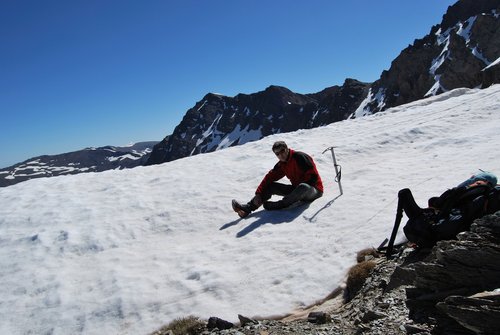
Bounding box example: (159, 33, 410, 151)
(232, 141, 324, 218)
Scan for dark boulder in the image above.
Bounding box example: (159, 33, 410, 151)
(406, 211, 500, 334)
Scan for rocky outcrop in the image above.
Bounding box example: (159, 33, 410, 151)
(440, 0, 500, 31)
(438, 292, 500, 335)
(146, 80, 369, 165)
(306, 79, 372, 127)
(481, 60, 500, 87)
(353, 0, 500, 117)
(406, 212, 500, 334)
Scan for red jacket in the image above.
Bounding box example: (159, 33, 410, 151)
(256, 149, 324, 194)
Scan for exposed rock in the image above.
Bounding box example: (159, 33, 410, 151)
(440, 0, 500, 31)
(353, 0, 500, 117)
(237, 314, 258, 327)
(307, 311, 331, 324)
(147, 1, 500, 167)
(306, 79, 372, 127)
(146, 80, 370, 165)
(437, 292, 500, 334)
(482, 61, 500, 88)
(406, 211, 500, 334)
(207, 316, 234, 330)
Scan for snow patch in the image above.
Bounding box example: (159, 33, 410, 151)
(106, 154, 141, 162)
(351, 88, 386, 118)
(483, 56, 500, 71)
(197, 100, 208, 112)
(217, 125, 263, 150)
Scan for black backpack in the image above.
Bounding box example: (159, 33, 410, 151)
(403, 184, 500, 248)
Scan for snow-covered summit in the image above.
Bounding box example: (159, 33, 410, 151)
(353, 2, 500, 117)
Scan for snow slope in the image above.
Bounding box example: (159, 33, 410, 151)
(1, 85, 499, 335)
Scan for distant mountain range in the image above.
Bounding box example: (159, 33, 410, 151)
(0, 142, 157, 188)
(2, 0, 499, 188)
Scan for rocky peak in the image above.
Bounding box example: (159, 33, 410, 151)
(263, 85, 293, 95)
(146, 0, 500, 167)
(441, 0, 499, 31)
(146, 80, 370, 165)
(309, 79, 371, 126)
(353, 0, 500, 118)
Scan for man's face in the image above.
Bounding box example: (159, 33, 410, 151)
(274, 147, 289, 162)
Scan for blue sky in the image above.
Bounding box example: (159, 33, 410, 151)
(0, 0, 457, 168)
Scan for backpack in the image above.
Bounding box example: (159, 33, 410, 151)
(403, 184, 500, 247)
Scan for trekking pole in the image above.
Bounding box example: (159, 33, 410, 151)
(386, 199, 403, 259)
(322, 146, 343, 196)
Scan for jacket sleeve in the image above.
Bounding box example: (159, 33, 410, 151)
(255, 162, 285, 194)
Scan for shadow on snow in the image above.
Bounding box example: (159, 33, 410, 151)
(220, 202, 311, 238)
(220, 195, 342, 237)
(303, 194, 343, 223)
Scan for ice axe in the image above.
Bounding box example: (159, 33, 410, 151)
(323, 146, 343, 196)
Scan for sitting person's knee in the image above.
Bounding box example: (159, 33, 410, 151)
(297, 183, 311, 190)
(398, 188, 411, 198)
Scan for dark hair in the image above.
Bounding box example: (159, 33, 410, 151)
(272, 141, 287, 152)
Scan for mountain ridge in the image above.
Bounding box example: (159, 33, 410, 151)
(355, 0, 500, 117)
(0, 141, 157, 188)
(145, 79, 370, 165)
(3, 0, 500, 187)
(147, 0, 500, 165)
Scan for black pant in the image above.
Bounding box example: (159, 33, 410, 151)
(398, 188, 423, 219)
(261, 182, 322, 207)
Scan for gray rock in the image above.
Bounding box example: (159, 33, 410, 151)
(406, 212, 500, 333)
(437, 292, 500, 335)
(207, 317, 234, 330)
(237, 314, 257, 327)
(307, 312, 331, 324)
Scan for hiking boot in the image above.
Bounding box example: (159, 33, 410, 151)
(263, 200, 286, 211)
(232, 199, 252, 218)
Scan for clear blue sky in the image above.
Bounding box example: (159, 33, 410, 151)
(0, 0, 457, 168)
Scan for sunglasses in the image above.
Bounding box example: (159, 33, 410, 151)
(274, 148, 286, 156)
